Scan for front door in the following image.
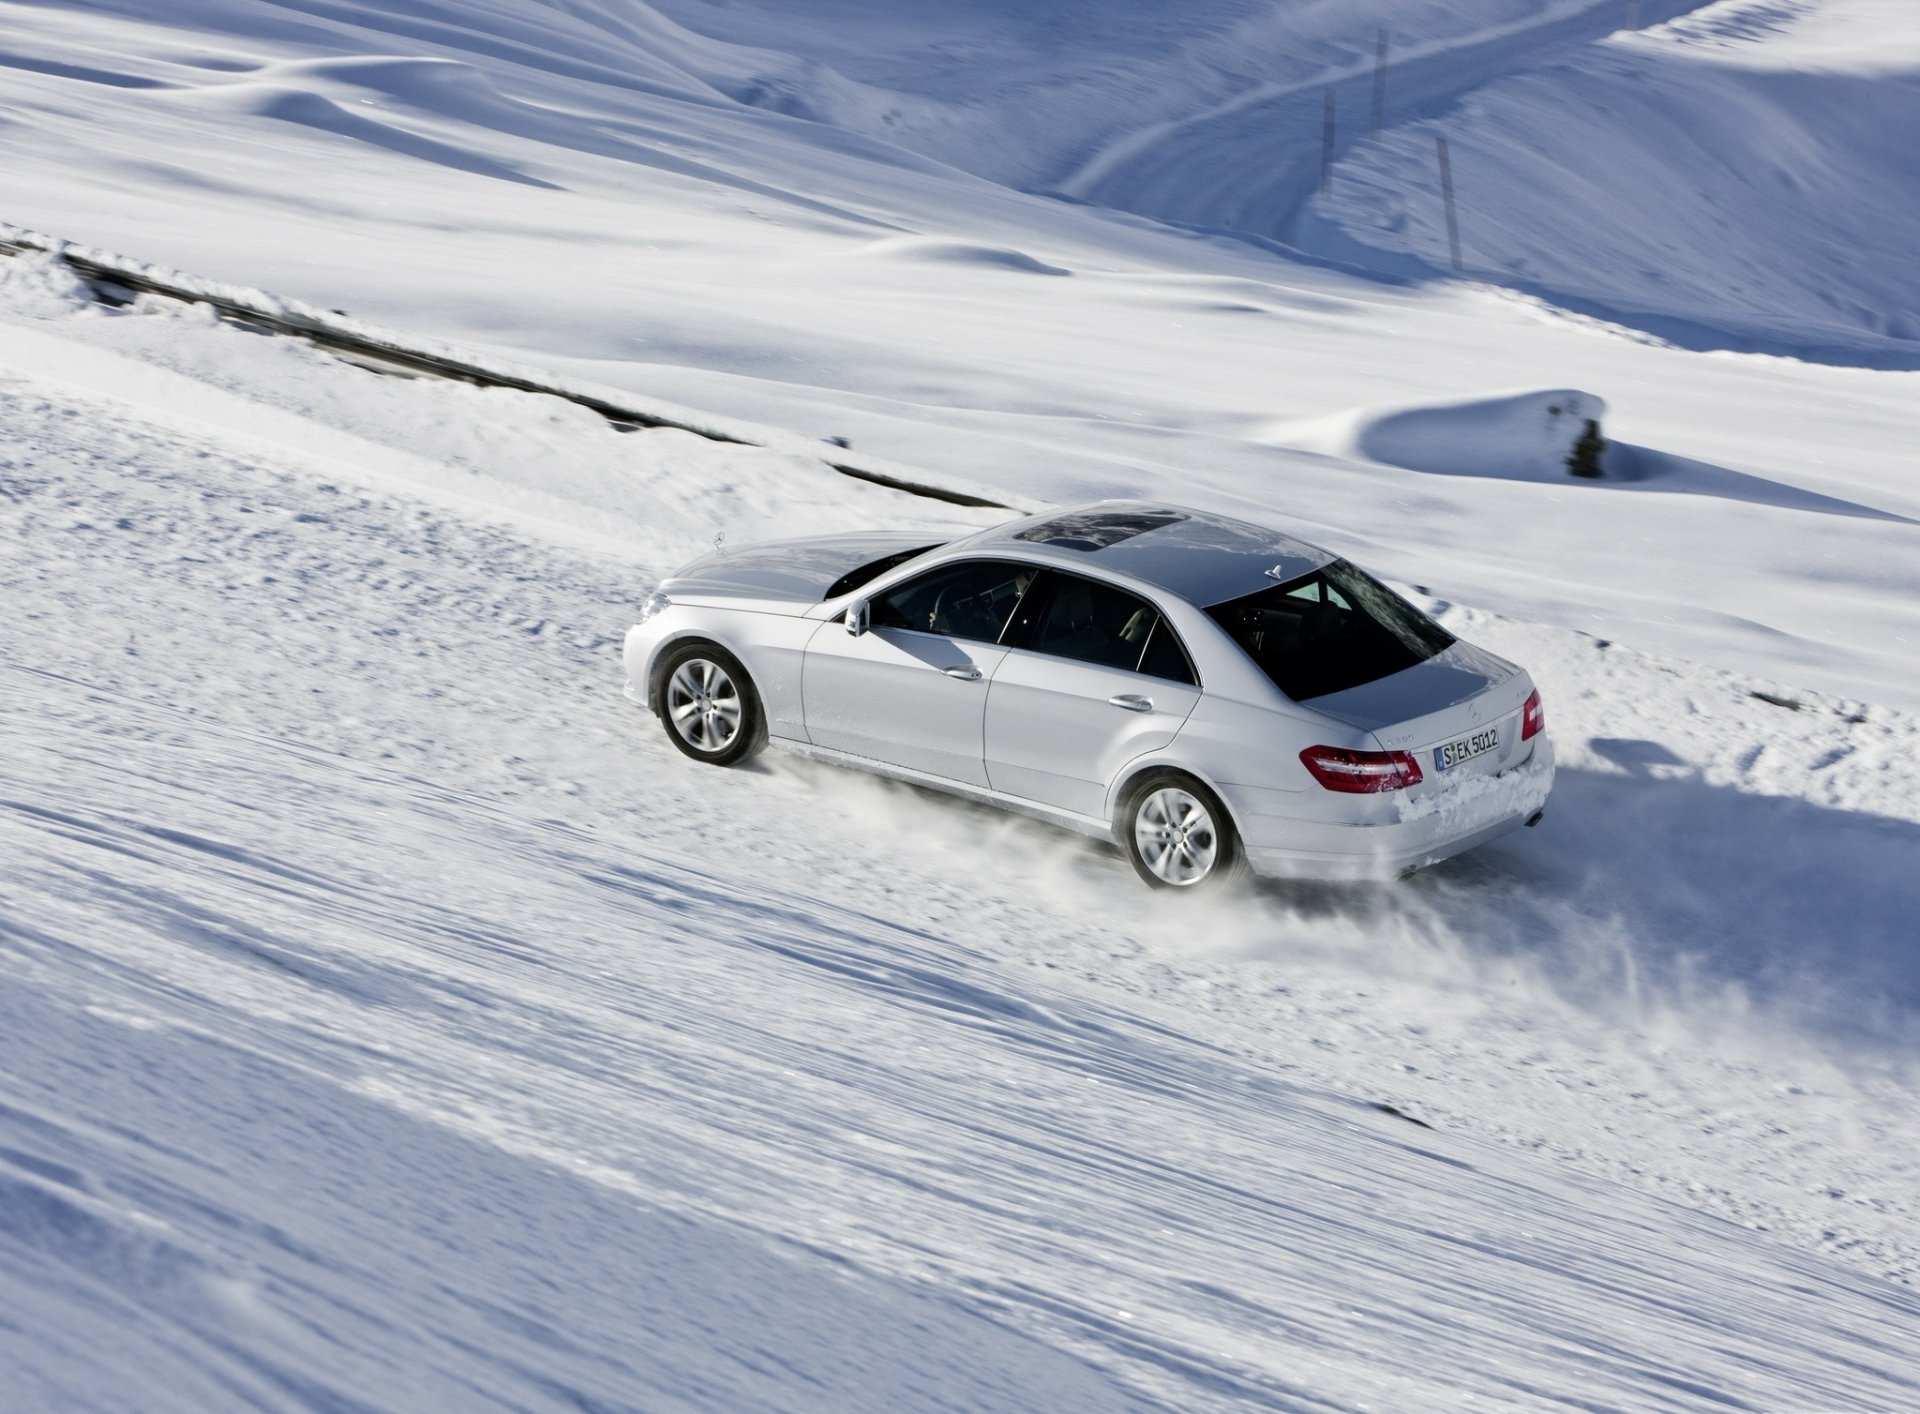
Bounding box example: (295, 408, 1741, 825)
(802, 559, 1039, 786)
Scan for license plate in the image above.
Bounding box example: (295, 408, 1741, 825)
(1433, 726, 1499, 771)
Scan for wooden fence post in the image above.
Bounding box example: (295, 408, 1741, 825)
(1372, 31, 1390, 132)
(1321, 86, 1337, 193)
(1436, 135, 1464, 274)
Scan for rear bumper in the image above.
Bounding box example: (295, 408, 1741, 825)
(1232, 739, 1555, 881)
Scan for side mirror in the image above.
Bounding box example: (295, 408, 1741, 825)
(845, 599, 870, 637)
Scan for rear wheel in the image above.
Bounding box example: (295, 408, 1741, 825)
(655, 642, 766, 766)
(1121, 771, 1245, 892)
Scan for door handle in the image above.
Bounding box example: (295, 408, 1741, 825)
(1108, 694, 1153, 712)
(943, 665, 983, 681)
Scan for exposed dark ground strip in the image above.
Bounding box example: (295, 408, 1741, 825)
(0, 228, 1011, 511)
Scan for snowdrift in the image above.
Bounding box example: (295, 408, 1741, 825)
(852, 235, 1072, 277)
(1260, 382, 1910, 522)
(1267, 387, 1607, 482)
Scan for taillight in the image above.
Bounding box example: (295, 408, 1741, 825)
(1521, 688, 1544, 741)
(1299, 745, 1424, 794)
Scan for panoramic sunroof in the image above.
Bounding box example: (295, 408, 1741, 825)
(1011, 508, 1188, 552)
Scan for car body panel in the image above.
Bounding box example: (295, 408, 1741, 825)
(1220, 735, 1552, 877)
(801, 621, 1006, 786)
(984, 648, 1202, 819)
(625, 603, 819, 740)
(1357, 651, 1536, 807)
(779, 737, 1119, 842)
(1154, 692, 1369, 801)
(661, 531, 940, 609)
(1304, 640, 1517, 733)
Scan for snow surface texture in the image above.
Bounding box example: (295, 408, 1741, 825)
(5, 258, 1920, 1412)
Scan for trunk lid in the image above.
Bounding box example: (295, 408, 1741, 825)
(1305, 641, 1535, 790)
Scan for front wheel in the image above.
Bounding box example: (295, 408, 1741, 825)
(655, 642, 766, 766)
(1121, 771, 1246, 892)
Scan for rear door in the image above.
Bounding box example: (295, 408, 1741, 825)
(802, 558, 1038, 786)
(984, 570, 1202, 820)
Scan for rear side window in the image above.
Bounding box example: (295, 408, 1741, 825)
(1025, 571, 1198, 685)
(1207, 560, 1452, 702)
(1137, 620, 1199, 686)
(870, 559, 1038, 643)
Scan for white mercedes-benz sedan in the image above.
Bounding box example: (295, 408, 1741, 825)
(623, 502, 1554, 890)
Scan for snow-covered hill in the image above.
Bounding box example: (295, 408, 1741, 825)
(1309, 0, 1920, 361)
(4, 0, 1920, 1405)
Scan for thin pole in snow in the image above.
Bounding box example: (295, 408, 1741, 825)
(1437, 135, 1464, 274)
(1321, 85, 1337, 194)
(1372, 30, 1389, 133)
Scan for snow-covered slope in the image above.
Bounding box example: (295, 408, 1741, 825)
(5, 270, 1920, 1409)
(645, 0, 1569, 189)
(1310, 0, 1920, 361)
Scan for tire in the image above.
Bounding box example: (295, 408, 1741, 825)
(653, 641, 767, 767)
(1120, 770, 1246, 892)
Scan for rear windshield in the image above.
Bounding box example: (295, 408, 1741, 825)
(825, 544, 943, 600)
(1206, 560, 1453, 702)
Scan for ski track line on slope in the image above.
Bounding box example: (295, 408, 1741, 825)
(1060, 0, 1723, 242)
(1062, 0, 1573, 194)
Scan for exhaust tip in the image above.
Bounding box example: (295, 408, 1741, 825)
(1524, 810, 1545, 828)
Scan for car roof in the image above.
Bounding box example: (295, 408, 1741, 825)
(953, 501, 1334, 607)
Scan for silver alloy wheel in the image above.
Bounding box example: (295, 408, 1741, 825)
(1133, 786, 1220, 887)
(666, 657, 743, 752)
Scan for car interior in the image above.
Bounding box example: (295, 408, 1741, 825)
(1033, 577, 1154, 671)
(874, 561, 1036, 641)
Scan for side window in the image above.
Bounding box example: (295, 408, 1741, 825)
(1138, 619, 1199, 686)
(1029, 572, 1189, 678)
(869, 560, 1037, 643)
